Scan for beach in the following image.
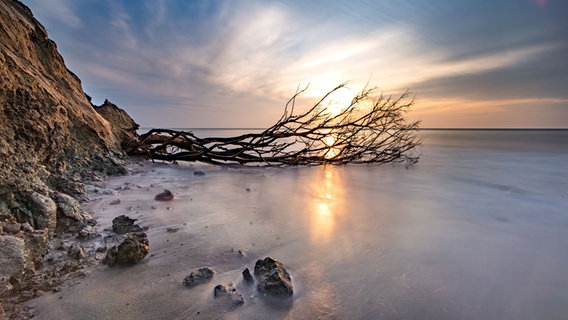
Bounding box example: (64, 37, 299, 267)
(27, 130, 568, 320)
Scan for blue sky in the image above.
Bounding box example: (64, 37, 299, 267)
(23, 0, 568, 128)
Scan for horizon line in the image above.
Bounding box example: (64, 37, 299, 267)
(138, 127, 568, 131)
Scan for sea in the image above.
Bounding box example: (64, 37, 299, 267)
(31, 129, 568, 320)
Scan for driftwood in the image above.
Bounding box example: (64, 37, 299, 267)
(129, 84, 421, 166)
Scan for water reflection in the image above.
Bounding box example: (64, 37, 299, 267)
(310, 166, 343, 242)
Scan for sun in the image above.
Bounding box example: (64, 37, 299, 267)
(324, 87, 355, 116)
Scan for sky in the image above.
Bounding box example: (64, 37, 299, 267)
(22, 0, 568, 128)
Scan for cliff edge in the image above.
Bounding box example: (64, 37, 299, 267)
(0, 0, 139, 316)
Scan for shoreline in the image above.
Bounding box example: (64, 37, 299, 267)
(25, 158, 280, 319)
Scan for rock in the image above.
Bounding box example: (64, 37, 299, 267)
(193, 170, 205, 176)
(242, 268, 254, 283)
(103, 232, 149, 267)
(3, 223, 21, 234)
(93, 99, 140, 151)
(110, 199, 121, 205)
(166, 227, 179, 233)
(77, 225, 99, 240)
(67, 244, 85, 260)
(55, 193, 85, 221)
(0, 235, 26, 278)
(183, 267, 214, 288)
(24, 230, 49, 269)
(154, 189, 174, 201)
(112, 215, 143, 234)
(254, 257, 293, 297)
(213, 283, 245, 309)
(29, 192, 57, 231)
(55, 193, 93, 233)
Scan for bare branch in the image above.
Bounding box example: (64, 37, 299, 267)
(128, 84, 421, 166)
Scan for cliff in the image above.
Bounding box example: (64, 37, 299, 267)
(0, 0, 139, 316)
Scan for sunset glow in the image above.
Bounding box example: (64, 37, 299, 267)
(22, 0, 568, 128)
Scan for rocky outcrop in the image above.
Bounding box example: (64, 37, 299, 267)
(103, 232, 149, 267)
(93, 99, 139, 151)
(254, 257, 294, 298)
(0, 0, 140, 315)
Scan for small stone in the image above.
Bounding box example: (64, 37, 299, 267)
(183, 267, 214, 288)
(194, 170, 205, 176)
(166, 227, 179, 233)
(151, 205, 157, 210)
(245, 188, 251, 192)
(242, 268, 253, 283)
(214, 284, 227, 297)
(110, 199, 121, 205)
(213, 283, 245, 309)
(154, 189, 174, 201)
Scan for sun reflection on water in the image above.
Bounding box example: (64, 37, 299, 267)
(310, 167, 343, 242)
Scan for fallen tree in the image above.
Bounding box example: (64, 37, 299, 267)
(129, 84, 421, 166)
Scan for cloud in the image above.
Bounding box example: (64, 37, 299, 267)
(25, 0, 82, 28)
(21, 0, 568, 128)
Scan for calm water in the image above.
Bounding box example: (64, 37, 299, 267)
(32, 130, 568, 319)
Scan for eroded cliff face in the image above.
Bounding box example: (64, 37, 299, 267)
(0, 0, 139, 314)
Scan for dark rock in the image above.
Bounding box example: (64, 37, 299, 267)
(242, 268, 253, 283)
(213, 283, 245, 309)
(194, 170, 205, 176)
(110, 199, 121, 205)
(154, 189, 174, 201)
(166, 227, 179, 233)
(112, 215, 143, 234)
(254, 257, 293, 297)
(214, 284, 227, 296)
(183, 267, 214, 288)
(103, 233, 149, 267)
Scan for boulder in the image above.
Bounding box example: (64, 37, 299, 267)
(55, 193, 86, 222)
(0, 235, 26, 278)
(29, 192, 57, 232)
(103, 233, 149, 267)
(154, 189, 174, 201)
(254, 257, 293, 297)
(55, 192, 93, 233)
(183, 267, 214, 288)
(112, 215, 143, 234)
